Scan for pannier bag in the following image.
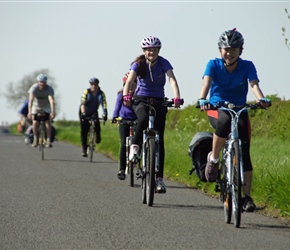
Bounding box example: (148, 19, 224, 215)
(188, 131, 213, 182)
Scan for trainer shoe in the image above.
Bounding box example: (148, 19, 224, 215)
(242, 195, 256, 212)
(117, 170, 126, 180)
(45, 142, 53, 148)
(205, 152, 219, 182)
(31, 142, 38, 148)
(129, 144, 139, 161)
(156, 177, 166, 194)
(82, 152, 88, 157)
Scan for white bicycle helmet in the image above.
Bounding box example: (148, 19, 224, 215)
(36, 74, 47, 82)
(140, 36, 162, 49)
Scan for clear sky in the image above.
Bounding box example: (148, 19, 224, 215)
(1, 0, 289, 124)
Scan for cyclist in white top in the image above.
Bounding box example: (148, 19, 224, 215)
(27, 74, 55, 148)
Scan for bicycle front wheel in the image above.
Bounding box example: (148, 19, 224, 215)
(231, 140, 242, 228)
(146, 137, 156, 207)
(38, 125, 45, 160)
(221, 151, 232, 224)
(89, 128, 95, 162)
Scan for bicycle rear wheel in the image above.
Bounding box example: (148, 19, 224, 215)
(129, 161, 134, 187)
(89, 128, 95, 162)
(231, 141, 242, 228)
(146, 137, 155, 207)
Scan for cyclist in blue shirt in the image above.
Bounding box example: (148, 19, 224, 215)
(198, 29, 271, 212)
(17, 100, 30, 133)
(112, 72, 137, 180)
(79, 77, 108, 157)
(123, 36, 182, 194)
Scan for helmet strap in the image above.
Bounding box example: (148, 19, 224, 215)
(223, 57, 238, 67)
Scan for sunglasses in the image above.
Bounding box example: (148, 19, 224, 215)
(90, 83, 98, 86)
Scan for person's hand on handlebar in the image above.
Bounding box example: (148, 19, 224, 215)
(122, 95, 132, 107)
(198, 98, 210, 111)
(173, 97, 183, 108)
(258, 98, 271, 109)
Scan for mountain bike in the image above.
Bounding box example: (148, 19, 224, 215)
(214, 102, 266, 228)
(115, 118, 139, 187)
(84, 114, 105, 162)
(132, 97, 183, 207)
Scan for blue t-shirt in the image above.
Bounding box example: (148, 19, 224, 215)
(203, 58, 259, 106)
(130, 56, 173, 98)
(19, 100, 29, 116)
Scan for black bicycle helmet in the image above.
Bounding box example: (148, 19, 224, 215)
(89, 77, 99, 85)
(218, 28, 244, 49)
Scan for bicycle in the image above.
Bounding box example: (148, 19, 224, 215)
(35, 111, 49, 161)
(132, 97, 183, 207)
(116, 118, 139, 187)
(84, 114, 105, 162)
(212, 102, 266, 228)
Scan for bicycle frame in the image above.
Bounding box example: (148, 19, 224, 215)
(83, 114, 105, 162)
(36, 111, 49, 160)
(135, 97, 183, 206)
(217, 102, 263, 228)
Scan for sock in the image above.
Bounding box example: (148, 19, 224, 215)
(210, 155, 219, 163)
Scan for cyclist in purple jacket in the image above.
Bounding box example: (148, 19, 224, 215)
(112, 72, 137, 180)
(123, 36, 182, 194)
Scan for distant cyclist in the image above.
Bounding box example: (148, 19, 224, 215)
(27, 74, 55, 148)
(17, 100, 30, 133)
(198, 28, 271, 212)
(112, 72, 137, 180)
(79, 77, 108, 157)
(123, 36, 182, 193)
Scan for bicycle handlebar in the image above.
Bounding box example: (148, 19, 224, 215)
(196, 101, 268, 110)
(83, 114, 106, 125)
(134, 97, 184, 107)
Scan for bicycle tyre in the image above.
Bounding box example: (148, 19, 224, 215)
(221, 150, 232, 224)
(38, 124, 45, 160)
(146, 137, 155, 207)
(89, 127, 95, 162)
(142, 176, 146, 204)
(232, 140, 242, 228)
(129, 161, 134, 187)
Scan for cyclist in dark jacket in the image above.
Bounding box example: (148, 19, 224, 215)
(79, 77, 107, 157)
(112, 72, 137, 180)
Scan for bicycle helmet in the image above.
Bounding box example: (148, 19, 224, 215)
(89, 77, 99, 85)
(218, 28, 244, 49)
(36, 74, 47, 82)
(140, 36, 162, 49)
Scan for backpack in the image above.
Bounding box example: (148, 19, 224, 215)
(188, 132, 213, 182)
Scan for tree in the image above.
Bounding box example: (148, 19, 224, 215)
(282, 8, 290, 51)
(3, 68, 60, 114)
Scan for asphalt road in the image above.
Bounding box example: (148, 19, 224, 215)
(1, 134, 290, 250)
